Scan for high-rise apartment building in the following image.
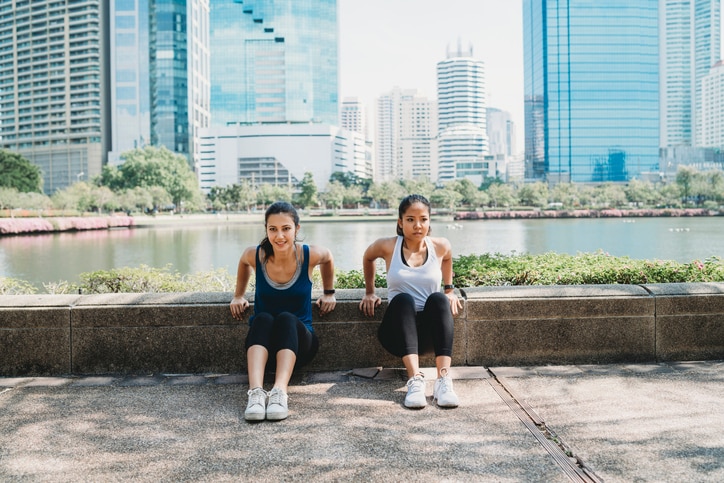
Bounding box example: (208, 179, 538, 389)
(209, 0, 338, 126)
(436, 43, 488, 184)
(0, 0, 110, 193)
(701, 60, 724, 147)
(660, 0, 720, 148)
(486, 107, 516, 157)
(523, 1, 660, 182)
(340, 97, 366, 137)
(375, 87, 437, 182)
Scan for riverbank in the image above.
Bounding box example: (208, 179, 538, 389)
(0, 215, 135, 235)
(2, 207, 722, 236)
(455, 207, 722, 220)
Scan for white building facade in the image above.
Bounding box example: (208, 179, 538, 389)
(375, 87, 437, 182)
(701, 60, 724, 147)
(436, 43, 488, 184)
(197, 123, 371, 193)
(660, 0, 721, 147)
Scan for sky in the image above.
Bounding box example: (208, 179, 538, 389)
(338, 0, 524, 139)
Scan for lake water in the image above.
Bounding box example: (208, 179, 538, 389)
(2, 215, 723, 289)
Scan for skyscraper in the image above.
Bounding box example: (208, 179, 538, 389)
(701, 60, 724, 147)
(524, 0, 660, 182)
(209, 0, 338, 126)
(436, 42, 488, 184)
(660, 0, 720, 148)
(0, 0, 110, 193)
(149, 0, 209, 166)
(109, 0, 151, 164)
(375, 87, 437, 182)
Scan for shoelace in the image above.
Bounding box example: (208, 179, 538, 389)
(247, 388, 267, 406)
(268, 389, 286, 405)
(437, 377, 451, 394)
(407, 376, 424, 392)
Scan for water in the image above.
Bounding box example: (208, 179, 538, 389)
(2, 216, 723, 289)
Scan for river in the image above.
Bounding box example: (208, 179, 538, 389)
(1, 215, 723, 289)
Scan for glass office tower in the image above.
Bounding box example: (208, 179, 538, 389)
(209, 0, 338, 126)
(109, 0, 151, 164)
(149, 0, 209, 164)
(524, 1, 660, 182)
(0, 0, 110, 193)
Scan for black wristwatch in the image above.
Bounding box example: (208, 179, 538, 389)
(323, 289, 336, 295)
(443, 284, 454, 290)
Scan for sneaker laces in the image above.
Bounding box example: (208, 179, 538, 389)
(247, 387, 267, 406)
(268, 388, 286, 405)
(407, 374, 424, 392)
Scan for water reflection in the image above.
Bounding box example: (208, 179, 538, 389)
(2, 216, 723, 289)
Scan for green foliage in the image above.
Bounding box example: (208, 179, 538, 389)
(334, 269, 387, 289)
(98, 146, 198, 209)
(451, 252, 724, 287)
(296, 172, 319, 209)
(78, 265, 235, 294)
(0, 277, 37, 295)
(0, 150, 43, 193)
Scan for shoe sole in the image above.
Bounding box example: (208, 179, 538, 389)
(244, 412, 266, 421)
(266, 412, 288, 421)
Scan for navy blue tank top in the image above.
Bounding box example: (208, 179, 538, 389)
(251, 244, 314, 331)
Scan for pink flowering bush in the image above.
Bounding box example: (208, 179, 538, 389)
(0, 218, 54, 234)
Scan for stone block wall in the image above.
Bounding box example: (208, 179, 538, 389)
(1, 283, 723, 376)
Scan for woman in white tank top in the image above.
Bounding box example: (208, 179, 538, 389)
(359, 194, 463, 409)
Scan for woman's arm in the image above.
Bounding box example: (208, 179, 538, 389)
(309, 245, 336, 316)
(230, 247, 255, 320)
(359, 238, 393, 317)
(436, 237, 462, 316)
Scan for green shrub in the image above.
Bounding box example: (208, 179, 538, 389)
(2, 252, 724, 295)
(0, 277, 37, 295)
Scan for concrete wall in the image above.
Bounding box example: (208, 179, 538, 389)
(1, 283, 723, 376)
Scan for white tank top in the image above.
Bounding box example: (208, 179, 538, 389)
(387, 236, 442, 311)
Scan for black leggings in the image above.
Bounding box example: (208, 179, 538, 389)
(245, 312, 319, 368)
(377, 292, 454, 358)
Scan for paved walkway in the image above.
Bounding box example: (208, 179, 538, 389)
(1, 361, 722, 482)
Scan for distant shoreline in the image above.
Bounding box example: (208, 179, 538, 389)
(1, 208, 722, 236)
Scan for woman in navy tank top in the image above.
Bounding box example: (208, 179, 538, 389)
(230, 201, 336, 421)
(359, 194, 462, 410)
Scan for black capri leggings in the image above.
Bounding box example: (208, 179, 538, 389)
(377, 292, 454, 358)
(245, 312, 319, 368)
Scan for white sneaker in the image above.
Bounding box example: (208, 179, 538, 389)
(266, 387, 289, 420)
(404, 375, 427, 409)
(244, 387, 267, 421)
(433, 374, 459, 408)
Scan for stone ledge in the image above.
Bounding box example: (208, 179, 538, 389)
(1, 283, 723, 376)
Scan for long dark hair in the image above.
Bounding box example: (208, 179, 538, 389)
(260, 201, 300, 258)
(396, 194, 432, 236)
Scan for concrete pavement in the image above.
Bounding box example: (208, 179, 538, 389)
(1, 361, 722, 482)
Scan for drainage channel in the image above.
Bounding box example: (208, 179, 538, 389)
(486, 369, 603, 483)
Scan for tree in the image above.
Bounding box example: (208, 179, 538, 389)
(448, 178, 479, 206)
(367, 181, 407, 208)
(485, 183, 516, 209)
(297, 172, 318, 208)
(320, 180, 345, 210)
(430, 187, 463, 211)
(549, 183, 580, 209)
(0, 150, 43, 193)
(516, 182, 549, 208)
(400, 177, 435, 200)
(98, 146, 198, 210)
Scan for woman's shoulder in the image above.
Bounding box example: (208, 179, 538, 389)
(427, 236, 452, 252)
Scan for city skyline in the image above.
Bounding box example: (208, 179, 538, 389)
(339, 0, 524, 146)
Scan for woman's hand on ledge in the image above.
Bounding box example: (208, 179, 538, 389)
(316, 293, 336, 316)
(446, 292, 463, 316)
(230, 296, 249, 320)
(359, 293, 381, 317)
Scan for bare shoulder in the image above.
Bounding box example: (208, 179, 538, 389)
(307, 243, 333, 265)
(364, 236, 397, 259)
(239, 246, 257, 266)
(429, 236, 453, 257)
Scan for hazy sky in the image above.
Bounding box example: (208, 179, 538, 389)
(338, 0, 524, 134)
